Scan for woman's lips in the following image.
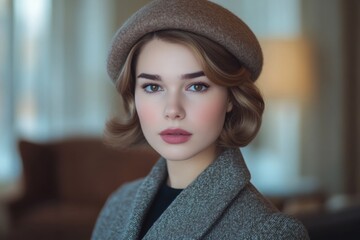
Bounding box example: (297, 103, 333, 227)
(159, 128, 192, 144)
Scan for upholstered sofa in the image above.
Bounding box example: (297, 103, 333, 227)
(6, 137, 159, 240)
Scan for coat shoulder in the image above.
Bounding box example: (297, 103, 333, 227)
(241, 184, 310, 239)
(107, 178, 144, 206)
(207, 183, 309, 239)
(255, 212, 310, 240)
(91, 178, 144, 240)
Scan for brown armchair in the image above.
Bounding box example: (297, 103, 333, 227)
(6, 137, 159, 240)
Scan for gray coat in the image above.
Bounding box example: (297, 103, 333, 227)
(92, 148, 309, 240)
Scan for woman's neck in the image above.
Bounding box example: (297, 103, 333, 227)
(165, 145, 218, 189)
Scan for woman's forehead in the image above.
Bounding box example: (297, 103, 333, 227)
(135, 39, 203, 76)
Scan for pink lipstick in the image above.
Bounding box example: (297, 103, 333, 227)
(159, 128, 192, 144)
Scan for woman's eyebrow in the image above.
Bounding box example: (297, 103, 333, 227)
(137, 71, 205, 81)
(181, 71, 205, 80)
(137, 73, 161, 81)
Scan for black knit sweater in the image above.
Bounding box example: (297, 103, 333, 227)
(139, 183, 183, 239)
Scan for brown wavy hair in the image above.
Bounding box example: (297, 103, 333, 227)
(105, 30, 264, 148)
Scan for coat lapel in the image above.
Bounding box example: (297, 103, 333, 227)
(144, 148, 251, 240)
(122, 158, 168, 240)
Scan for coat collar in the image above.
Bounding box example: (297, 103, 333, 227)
(123, 148, 251, 240)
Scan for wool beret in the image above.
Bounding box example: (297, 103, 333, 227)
(108, 0, 263, 82)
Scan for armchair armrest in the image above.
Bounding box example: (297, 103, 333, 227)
(7, 140, 58, 225)
(18, 140, 57, 201)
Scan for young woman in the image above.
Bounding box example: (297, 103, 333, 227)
(92, 1, 309, 239)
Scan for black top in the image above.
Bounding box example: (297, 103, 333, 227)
(139, 183, 183, 239)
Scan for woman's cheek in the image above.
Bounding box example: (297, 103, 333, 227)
(194, 100, 227, 125)
(136, 100, 157, 125)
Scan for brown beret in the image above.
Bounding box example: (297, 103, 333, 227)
(108, 0, 263, 82)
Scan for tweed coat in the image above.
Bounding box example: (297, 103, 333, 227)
(92, 148, 309, 240)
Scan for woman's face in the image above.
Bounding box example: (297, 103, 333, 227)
(135, 39, 231, 162)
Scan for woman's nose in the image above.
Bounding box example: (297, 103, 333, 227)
(164, 94, 185, 120)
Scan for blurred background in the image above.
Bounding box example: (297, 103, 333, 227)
(0, 0, 359, 239)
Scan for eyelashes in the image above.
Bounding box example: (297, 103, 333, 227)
(186, 82, 209, 92)
(142, 84, 163, 93)
(141, 82, 210, 94)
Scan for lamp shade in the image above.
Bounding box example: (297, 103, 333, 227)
(256, 38, 315, 100)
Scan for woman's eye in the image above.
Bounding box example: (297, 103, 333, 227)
(143, 84, 162, 93)
(187, 83, 209, 92)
